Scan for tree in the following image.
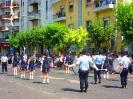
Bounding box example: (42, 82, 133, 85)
(9, 33, 20, 48)
(65, 27, 89, 53)
(88, 20, 114, 50)
(116, 2, 133, 46)
(43, 23, 69, 53)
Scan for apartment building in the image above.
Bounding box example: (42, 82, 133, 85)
(20, 0, 53, 31)
(0, 0, 19, 54)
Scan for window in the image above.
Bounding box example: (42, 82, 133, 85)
(5, 0, 11, 4)
(69, 2, 73, 11)
(5, 12, 10, 15)
(46, 0, 48, 12)
(103, 17, 110, 28)
(86, 0, 91, 2)
(86, 0, 91, 7)
(86, 20, 91, 31)
(59, 6, 65, 17)
(69, 24, 74, 29)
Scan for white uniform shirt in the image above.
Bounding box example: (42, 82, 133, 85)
(1, 56, 8, 63)
(23, 55, 27, 62)
(122, 55, 131, 68)
(77, 55, 93, 71)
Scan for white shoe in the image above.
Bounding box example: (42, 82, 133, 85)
(31, 76, 34, 79)
(42, 79, 46, 84)
(46, 79, 50, 84)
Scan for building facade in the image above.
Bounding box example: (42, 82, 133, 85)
(20, 0, 53, 31)
(0, 0, 19, 54)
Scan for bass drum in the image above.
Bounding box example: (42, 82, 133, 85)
(113, 58, 123, 74)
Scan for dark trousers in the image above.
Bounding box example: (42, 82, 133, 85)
(79, 70, 89, 90)
(120, 68, 128, 86)
(94, 64, 102, 83)
(2, 62, 7, 73)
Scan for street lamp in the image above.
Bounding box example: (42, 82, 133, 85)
(114, 0, 117, 52)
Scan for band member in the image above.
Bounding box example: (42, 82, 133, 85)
(120, 51, 131, 88)
(28, 56, 36, 80)
(64, 53, 74, 73)
(103, 54, 110, 79)
(42, 50, 51, 84)
(20, 60, 27, 79)
(12, 52, 20, 77)
(1, 54, 8, 74)
(77, 50, 98, 92)
(93, 51, 105, 84)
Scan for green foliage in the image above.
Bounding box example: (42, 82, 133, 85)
(117, 3, 133, 44)
(43, 23, 69, 51)
(9, 23, 89, 53)
(89, 20, 114, 50)
(9, 33, 19, 48)
(65, 27, 89, 52)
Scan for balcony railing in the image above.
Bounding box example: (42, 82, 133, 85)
(53, 12, 66, 22)
(12, 2, 19, 8)
(28, 11, 40, 20)
(93, 0, 115, 12)
(0, 3, 11, 8)
(1, 38, 9, 43)
(0, 14, 12, 19)
(51, 0, 61, 4)
(28, 0, 40, 5)
(0, 26, 19, 32)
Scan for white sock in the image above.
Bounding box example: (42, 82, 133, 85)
(107, 72, 109, 79)
(32, 75, 34, 79)
(30, 75, 31, 79)
(23, 74, 25, 78)
(21, 74, 23, 78)
(42, 79, 46, 83)
(47, 78, 49, 83)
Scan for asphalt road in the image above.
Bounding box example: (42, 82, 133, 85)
(0, 65, 133, 99)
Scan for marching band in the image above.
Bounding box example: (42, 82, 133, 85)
(0, 50, 132, 92)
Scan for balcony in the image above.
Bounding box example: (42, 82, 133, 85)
(0, 3, 11, 9)
(28, 0, 40, 5)
(12, 2, 19, 8)
(0, 26, 9, 32)
(1, 38, 9, 43)
(51, 0, 61, 4)
(93, 0, 115, 12)
(0, 14, 12, 20)
(0, 26, 19, 32)
(11, 14, 19, 20)
(53, 12, 66, 22)
(28, 11, 40, 20)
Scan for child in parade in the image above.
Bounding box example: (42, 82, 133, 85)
(12, 52, 21, 77)
(64, 54, 74, 73)
(28, 56, 36, 80)
(20, 60, 27, 79)
(42, 50, 51, 84)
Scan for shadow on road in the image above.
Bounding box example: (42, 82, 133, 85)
(102, 85, 122, 89)
(33, 81, 45, 84)
(7, 74, 14, 76)
(107, 79, 119, 81)
(61, 88, 80, 93)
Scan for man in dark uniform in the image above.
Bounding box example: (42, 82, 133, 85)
(77, 50, 98, 92)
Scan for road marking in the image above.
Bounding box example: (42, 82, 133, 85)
(37, 75, 79, 84)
